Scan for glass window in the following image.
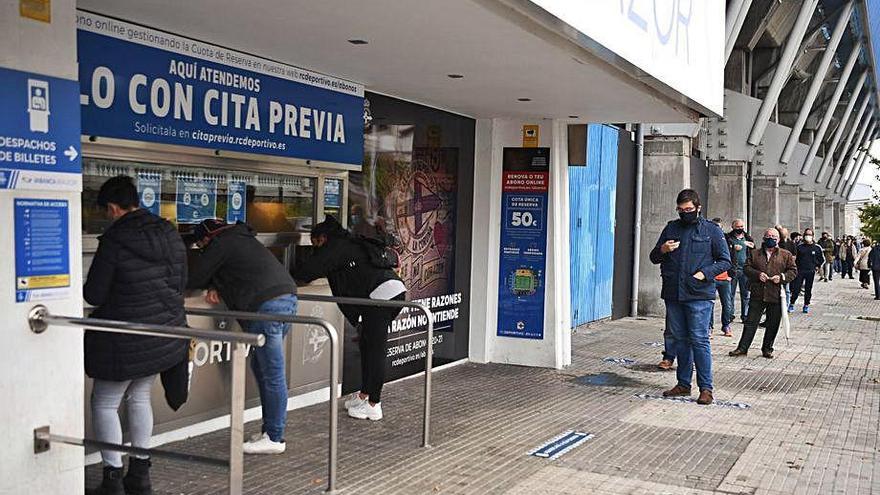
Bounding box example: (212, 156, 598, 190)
(81, 158, 316, 236)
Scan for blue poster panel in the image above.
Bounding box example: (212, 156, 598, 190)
(176, 178, 217, 224)
(137, 172, 162, 216)
(14, 199, 71, 302)
(323, 178, 341, 208)
(497, 148, 550, 339)
(77, 11, 364, 167)
(0, 66, 81, 191)
(226, 179, 247, 223)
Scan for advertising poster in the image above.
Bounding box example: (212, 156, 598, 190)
(176, 178, 217, 224)
(346, 125, 462, 384)
(0, 66, 81, 191)
(226, 179, 247, 223)
(497, 147, 550, 339)
(137, 172, 162, 216)
(76, 11, 364, 167)
(14, 199, 70, 302)
(323, 178, 341, 208)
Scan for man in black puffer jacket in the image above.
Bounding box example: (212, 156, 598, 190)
(294, 216, 407, 422)
(84, 176, 188, 495)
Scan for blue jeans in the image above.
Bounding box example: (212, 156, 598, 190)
(662, 314, 675, 362)
(729, 270, 750, 319)
(665, 300, 714, 391)
(709, 279, 734, 329)
(242, 293, 297, 442)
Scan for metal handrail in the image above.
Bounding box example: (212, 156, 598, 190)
(185, 307, 341, 493)
(27, 304, 262, 495)
(294, 294, 435, 448)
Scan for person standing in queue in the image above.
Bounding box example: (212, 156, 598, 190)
(186, 219, 298, 455)
(869, 240, 880, 300)
(789, 228, 824, 314)
(855, 238, 873, 289)
(842, 237, 858, 279)
(649, 189, 731, 405)
(84, 176, 189, 495)
(725, 218, 754, 323)
(818, 232, 835, 282)
(293, 216, 407, 421)
(709, 218, 734, 337)
(729, 228, 797, 359)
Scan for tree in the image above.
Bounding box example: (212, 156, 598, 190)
(858, 156, 880, 240)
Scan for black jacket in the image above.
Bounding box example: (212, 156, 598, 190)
(84, 209, 189, 381)
(293, 233, 402, 323)
(794, 243, 825, 274)
(868, 245, 880, 270)
(187, 223, 296, 311)
(649, 217, 732, 302)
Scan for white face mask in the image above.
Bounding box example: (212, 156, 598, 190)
(804, 235, 814, 243)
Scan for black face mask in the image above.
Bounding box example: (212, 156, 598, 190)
(763, 238, 778, 249)
(678, 210, 699, 224)
(732, 228, 744, 236)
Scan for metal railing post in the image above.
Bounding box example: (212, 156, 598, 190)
(228, 343, 246, 495)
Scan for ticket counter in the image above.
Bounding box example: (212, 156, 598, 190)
(80, 144, 350, 437)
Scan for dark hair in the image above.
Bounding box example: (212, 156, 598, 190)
(864, 239, 872, 247)
(311, 215, 347, 238)
(96, 175, 139, 209)
(791, 231, 801, 239)
(803, 228, 814, 236)
(711, 217, 723, 224)
(676, 189, 701, 208)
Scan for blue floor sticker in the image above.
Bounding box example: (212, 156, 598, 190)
(633, 393, 751, 409)
(528, 430, 594, 460)
(603, 357, 637, 365)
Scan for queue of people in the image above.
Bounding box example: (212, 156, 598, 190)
(84, 176, 406, 494)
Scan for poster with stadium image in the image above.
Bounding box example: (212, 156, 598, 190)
(346, 124, 464, 385)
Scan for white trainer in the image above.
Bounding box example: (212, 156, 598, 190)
(348, 401, 383, 421)
(243, 433, 286, 455)
(344, 394, 366, 409)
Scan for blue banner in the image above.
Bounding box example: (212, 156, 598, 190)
(497, 148, 550, 339)
(176, 178, 217, 224)
(0, 66, 81, 191)
(14, 199, 71, 302)
(324, 178, 341, 208)
(137, 172, 162, 216)
(77, 11, 364, 167)
(226, 179, 247, 223)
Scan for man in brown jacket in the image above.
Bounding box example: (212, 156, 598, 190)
(729, 228, 797, 359)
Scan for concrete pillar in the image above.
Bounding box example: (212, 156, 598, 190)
(833, 201, 844, 236)
(838, 202, 848, 236)
(824, 199, 835, 235)
(778, 184, 800, 232)
(799, 190, 815, 232)
(751, 176, 780, 233)
(637, 136, 691, 316)
(707, 161, 747, 225)
(814, 195, 825, 233)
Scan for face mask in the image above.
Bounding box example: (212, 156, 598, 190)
(804, 235, 814, 243)
(351, 215, 362, 225)
(763, 238, 778, 249)
(678, 210, 699, 224)
(732, 228, 744, 236)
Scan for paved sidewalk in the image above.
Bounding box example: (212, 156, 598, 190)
(87, 276, 880, 494)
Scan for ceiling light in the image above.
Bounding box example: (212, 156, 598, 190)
(517, 98, 531, 102)
(348, 39, 368, 45)
(447, 74, 464, 79)
(569, 115, 579, 119)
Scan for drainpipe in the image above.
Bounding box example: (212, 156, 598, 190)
(630, 124, 644, 318)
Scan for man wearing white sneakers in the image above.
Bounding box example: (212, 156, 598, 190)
(294, 216, 407, 421)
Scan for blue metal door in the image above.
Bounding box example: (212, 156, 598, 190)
(569, 124, 618, 326)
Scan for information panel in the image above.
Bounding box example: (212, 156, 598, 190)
(497, 148, 550, 339)
(226, 179, 246, 223)
(137, 172, 162, 216)
(176, 178, 217, 224)
(77, 10, 365, 167)
(0, 66, 81, 191)
(14, 199, 71, 302)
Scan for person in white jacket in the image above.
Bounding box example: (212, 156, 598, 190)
(855, 239, 872, 289)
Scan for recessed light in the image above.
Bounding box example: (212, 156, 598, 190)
(517, 97, 532, 102)
(348, 39, 369, 45)
(447, 74, 464, 79)
(569, 115, 579, 119)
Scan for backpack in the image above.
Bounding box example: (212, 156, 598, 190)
(353, 234, 400, 269)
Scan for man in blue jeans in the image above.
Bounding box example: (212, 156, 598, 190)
(650, 189, 731, 405)
(187, 219, 298, 455)
(725, 218, 754, 322)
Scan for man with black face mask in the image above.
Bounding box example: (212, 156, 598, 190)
(650, 189, 731, 405)
(790, 228, 824, 314)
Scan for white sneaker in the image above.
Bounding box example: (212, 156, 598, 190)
(348, 401, 383, 421)
(243, 433, 286, 454)
(344, 394, 366, 409)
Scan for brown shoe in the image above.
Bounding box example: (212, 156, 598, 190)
(662, 384, 691, 397)
(658, 359, 674, 370)
(697, 389, 713, 405)
(762, 351, 774, 359)
(728, 348, 747, 357)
